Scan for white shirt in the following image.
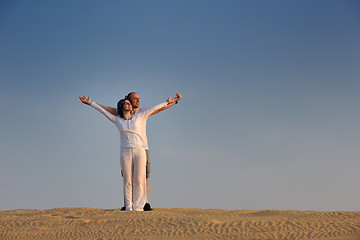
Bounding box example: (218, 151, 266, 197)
(134, 108, 150, 149)
(91, 102, 167, 149)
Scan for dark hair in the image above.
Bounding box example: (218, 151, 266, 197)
(117, 99, 126, 118)
(125, 92, 137, 100)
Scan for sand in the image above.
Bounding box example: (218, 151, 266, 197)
(1, 208, 359, 240)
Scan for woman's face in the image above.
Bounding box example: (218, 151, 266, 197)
(122, 99, 132, 111)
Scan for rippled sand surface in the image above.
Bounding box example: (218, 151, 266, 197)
(1, 208, 360, 239)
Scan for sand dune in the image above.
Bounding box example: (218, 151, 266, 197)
(1, 208, 359, 239)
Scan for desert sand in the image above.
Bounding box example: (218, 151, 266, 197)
(1, 208, 359, 240)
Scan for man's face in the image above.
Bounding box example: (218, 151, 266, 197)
(129, 93, 140, 108)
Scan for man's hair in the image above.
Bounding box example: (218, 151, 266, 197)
(125, 92, 137, 100)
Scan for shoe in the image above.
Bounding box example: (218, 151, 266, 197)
(121, 206, 126, 211)
(143, 202, 153, 211)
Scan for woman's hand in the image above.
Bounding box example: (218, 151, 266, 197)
(79, 96, 92, 105)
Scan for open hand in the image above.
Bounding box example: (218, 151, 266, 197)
(174, 93, 182, 103)
(167, 93, 182, 104)
(167, 96, 175, 104)
(79, 96, 92, 105)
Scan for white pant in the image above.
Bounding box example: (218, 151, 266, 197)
(120, 148, 147, 211)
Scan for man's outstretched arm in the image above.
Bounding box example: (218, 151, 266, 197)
(151, 93, 182, 115)
(97, 104, 118, 116)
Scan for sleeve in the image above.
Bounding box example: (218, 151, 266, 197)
(142, 102, 168, 117)
(91, 102, 117, 124)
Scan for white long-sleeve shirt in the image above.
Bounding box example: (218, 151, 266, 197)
(91, 101, 167, 149)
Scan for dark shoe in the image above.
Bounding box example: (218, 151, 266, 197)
(121, 206, 126, 211)
(143, 203, 153, 211)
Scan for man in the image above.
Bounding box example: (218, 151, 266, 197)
(98, 92, 182, 211)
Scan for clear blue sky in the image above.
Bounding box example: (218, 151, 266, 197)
(1, 0, 359, 211)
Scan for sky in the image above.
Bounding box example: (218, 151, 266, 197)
(1, 0, 359, 211)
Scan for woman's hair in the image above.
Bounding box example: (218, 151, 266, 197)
(117, 99, 126, 118)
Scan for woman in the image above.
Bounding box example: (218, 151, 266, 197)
(79, 95, 176, 211)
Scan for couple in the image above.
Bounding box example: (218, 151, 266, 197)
(79, 92, 182, 211)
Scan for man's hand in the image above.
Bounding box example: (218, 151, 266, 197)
(79, 96, 92, 105)
(151, 92, 182, 115)
(166, 93, 182, 105)
(174, 93, 182, 103)
(167, 96, 175, 104)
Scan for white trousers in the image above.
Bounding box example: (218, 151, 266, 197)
(120, 148, 147, 211)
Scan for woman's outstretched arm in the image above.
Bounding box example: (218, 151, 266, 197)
(79, 96, 118, 116)
(79, 96, 117, 124)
